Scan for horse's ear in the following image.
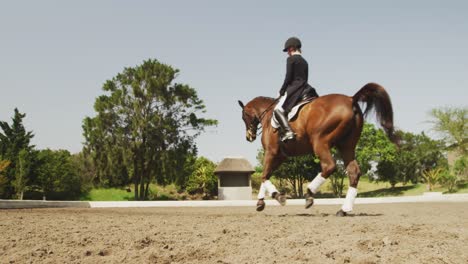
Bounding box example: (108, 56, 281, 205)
(238, 100, 245, 109)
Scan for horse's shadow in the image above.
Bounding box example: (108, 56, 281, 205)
(344, 213, 384, 217)
(277, 212, 383, 218)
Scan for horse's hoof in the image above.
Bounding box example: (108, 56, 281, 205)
(256, 199, 265, 212)
(336, 209, 347, 217)
(305, 190, 314, 209)
(273, 192, 286, 206)
(305, 197, 314, 209)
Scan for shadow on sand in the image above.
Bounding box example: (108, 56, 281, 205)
(358, 185, 416, 197)
(277, 212, 383, 217)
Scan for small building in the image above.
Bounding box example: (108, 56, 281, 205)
(215, 157, 254, 200)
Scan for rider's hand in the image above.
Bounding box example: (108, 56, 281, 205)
(279, 89, 285, 97)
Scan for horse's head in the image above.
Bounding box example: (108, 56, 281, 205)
(238, 100, 259, 142)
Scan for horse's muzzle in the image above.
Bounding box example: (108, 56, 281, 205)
(246, 130, 256, 142)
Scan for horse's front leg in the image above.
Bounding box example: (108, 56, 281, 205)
(257, 151, 285, 211)
(305, 142, 336, 209)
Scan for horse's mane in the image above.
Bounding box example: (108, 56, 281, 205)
(252, 96, 276, 102)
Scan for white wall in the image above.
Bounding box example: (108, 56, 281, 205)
(218, 187, 252, 200)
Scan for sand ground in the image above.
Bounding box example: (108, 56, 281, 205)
(1, 202, 467, 264)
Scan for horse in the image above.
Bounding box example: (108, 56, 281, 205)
(238, 83, 397, 216)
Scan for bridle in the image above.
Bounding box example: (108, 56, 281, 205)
(245, 98, 279, 136)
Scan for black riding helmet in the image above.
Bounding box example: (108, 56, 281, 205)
(283, 37, 302, 52)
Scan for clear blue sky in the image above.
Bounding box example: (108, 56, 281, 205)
(1, 1, 467, 165)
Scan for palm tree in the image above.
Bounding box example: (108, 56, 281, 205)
(428, 107, 467, 155)
(421, 168, 443, 191)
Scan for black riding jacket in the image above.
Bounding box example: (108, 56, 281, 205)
(279, 54, 309, 112)
(279, 54, 308, 94)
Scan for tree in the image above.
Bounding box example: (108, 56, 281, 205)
(33, 149, 82, 200)
(0, 108, 34, 198)
(453, 155, 467, 181)
(328, 161, 347, 198)
(439, 169, 459, 193)
(273, 155, 321, 198)
(13, 149, 31, 199)
(0, 159, 11, 197)
(439, 156, 468, 193)
(71, 152, 96, 193)
(375, 131, 445, 187)
(413, 132, 447, 175)
(83, 59, 217, 200)
(356, 123, 396, 176)
(186, 157, 217, 198)
(428, 107, 467, 155)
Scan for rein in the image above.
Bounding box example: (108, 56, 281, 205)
(254, 98, 279, 136)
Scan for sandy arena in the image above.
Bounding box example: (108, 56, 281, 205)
(1, 202, 467, 264)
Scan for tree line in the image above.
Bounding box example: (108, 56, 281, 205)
(0, 109, 83, 200)
(1, 59, 218, 200)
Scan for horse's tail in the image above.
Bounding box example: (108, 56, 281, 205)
(353, 82, 398, 144)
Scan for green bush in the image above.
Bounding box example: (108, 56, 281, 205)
(439, 170, 459, 193)
(186, 157, 217, 198)
(453, 155, 468, 182)
(151, 184, 188, 200)
(328, 165, 347, 198)
(421, 168, 443, 191)
(251, 172, 262, 191)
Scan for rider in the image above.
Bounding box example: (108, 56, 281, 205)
(274, 36, 310, 142)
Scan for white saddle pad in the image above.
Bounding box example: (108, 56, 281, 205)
(271, 100, 312, 129)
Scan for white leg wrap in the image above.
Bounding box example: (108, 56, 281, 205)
(341, 187, 358, 212)
(257, 182, 267, 200)
(264, 180, 278, 196)
(307, 173, 326, 194)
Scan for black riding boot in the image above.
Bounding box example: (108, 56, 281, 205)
(274, 109, 296, 142)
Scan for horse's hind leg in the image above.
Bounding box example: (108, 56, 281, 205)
(256, 152, 285, 211)
(336, 142, 361, 217)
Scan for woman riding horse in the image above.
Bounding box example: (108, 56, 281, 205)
(239, 76, 396, 215)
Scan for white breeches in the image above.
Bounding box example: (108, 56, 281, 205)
(274, 92, 288, 112)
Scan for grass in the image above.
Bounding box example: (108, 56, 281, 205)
(317, 176, 468, 198)
(286, 176, 468, 198)
(80, 188, 134, 201)
(80, 184, 190, 201)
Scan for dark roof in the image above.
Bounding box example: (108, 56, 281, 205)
(215, 157, 255, 173)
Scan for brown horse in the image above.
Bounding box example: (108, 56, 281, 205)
(238, 83, 397, 216)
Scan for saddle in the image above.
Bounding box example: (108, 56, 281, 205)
(271, 85, 319, 129)
(300, 84, 319, 101)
